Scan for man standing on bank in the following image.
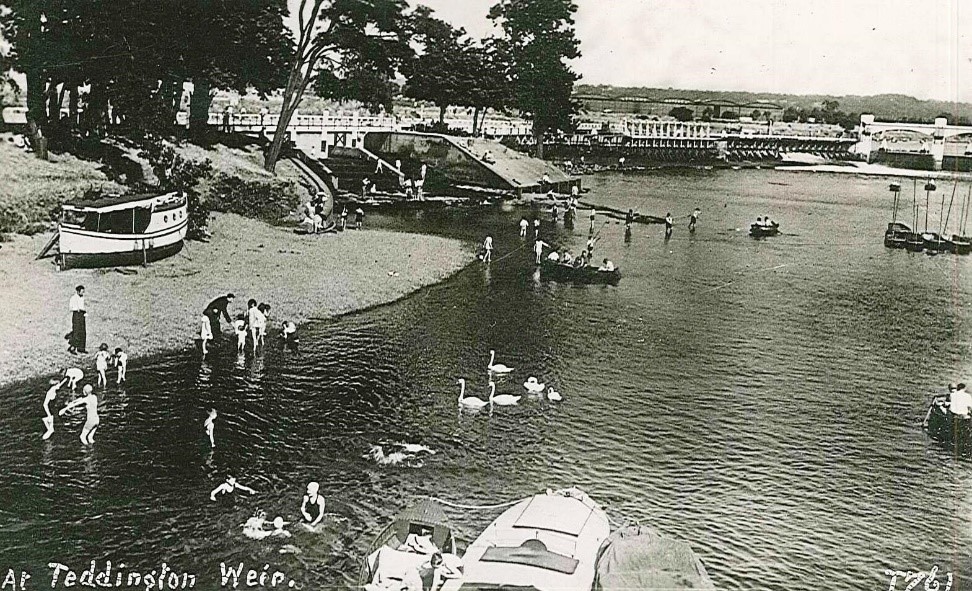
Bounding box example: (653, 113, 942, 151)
(204, 293, 235, 341)
(67, 285, 87, 354)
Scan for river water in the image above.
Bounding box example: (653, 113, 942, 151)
(1, 169, 970, 591)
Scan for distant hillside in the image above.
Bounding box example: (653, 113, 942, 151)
(575, 84, 972, 124)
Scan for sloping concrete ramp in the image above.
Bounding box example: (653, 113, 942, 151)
(363, 131, 577, 195)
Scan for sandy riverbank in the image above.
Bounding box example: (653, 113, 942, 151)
(0, 213, 473, 388)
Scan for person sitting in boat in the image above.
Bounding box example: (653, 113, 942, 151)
(574, 251, 588, 268)
(598, 258, 615, 272)
(755, 217, 763, 227)
(547, 251, 561, 262)
(402, 531, 438, 554)
(561, 250, 574, 264)
(418, 552, 462, 591)
(950, 382, 972, 418)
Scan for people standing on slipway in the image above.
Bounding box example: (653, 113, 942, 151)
(67, 285, 87, 355)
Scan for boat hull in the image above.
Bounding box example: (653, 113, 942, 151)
(58, 215, 188, 270)
(441, 488, 611, 591)
(540, 260, 621, 285)
(358, 499, 456, 587)
(925, 400, 972, 455)
(749, 223, 780, 238)
(951, 235, 972, 255)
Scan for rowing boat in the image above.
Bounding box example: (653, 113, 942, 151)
(358, 498, 460, 588)
(749, 222, 780, 238)
(540, 259, 621, 285)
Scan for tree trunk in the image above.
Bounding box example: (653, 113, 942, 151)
(472, 107, 480, 137)
(534, 125, 544, 159)
(68, 86, 79, 126)
(189, 78, 212, 134)
(478, 108, 489, 136)
(438, 104, 446, 125)
(25, 67, 48, 160)
(47, 82, 61, 122)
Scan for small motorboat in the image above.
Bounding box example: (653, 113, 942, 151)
(924, 397, 972, 456)
(593, 525, 715, 590)
(883, 222, 911, 249)
(540, 259, 621, 285)
(749, 222, 780, 238)
(951, 234, 972, 255)
(38, 191, 189, 269)
(358, 498, 461, 587)
(439, 488, 611, 591)
(922, 232, 953, 253)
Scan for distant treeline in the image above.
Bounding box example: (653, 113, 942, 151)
(577, 84, 972, 126)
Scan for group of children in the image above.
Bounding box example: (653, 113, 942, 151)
(42, 345, 128, 444)
(200, 298, 298, 357)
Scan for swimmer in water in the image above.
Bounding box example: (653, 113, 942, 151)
(64, 367, 83, 391)
(42, 377, 68, 439)
(204, 409, 217, 448)
(242, 510, 269, 539)
(270, 517, 291, 538)
(210, 476, 257, 501)
(58, 384, 99, 444)
(300, 481, 326, 527)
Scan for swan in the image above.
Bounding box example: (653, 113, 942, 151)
(523, 377, 546, 393)
(487, 350, 514, 374)
(546, 387, 562, 402)
(488, 382, 521, 406)
(458, 378, 489, 408)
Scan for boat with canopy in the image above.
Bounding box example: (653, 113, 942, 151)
(38, 191, 188, 269)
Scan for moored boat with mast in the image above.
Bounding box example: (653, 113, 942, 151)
(904, 179, 925, 252)
(951, 184, 972, 255)
(884, 182, 909, 248)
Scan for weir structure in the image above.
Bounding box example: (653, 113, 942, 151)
(855, 114, 972, 171)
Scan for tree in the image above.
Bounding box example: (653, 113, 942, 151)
(669, 106, 693, 121)
(401, 5, 467, 124)
(489, 0, 580, 158)
(750, 109, 763, 121)
(263, 0, 411, 172)
(183, 1, 294, 135)
(700, 106, 713, 122)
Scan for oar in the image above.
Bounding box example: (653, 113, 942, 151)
(943, 181, 957, 237)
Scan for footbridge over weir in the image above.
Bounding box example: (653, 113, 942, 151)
(856, 114, 972, 170)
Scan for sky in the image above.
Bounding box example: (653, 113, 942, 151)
(405, 0, 972, 103)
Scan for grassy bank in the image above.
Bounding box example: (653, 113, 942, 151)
(0, 137, 310, 236)
(0, 213, 472, 388)
(0, 142, 125, 236)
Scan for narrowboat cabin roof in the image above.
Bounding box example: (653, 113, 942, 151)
(62, 191, 183, 213)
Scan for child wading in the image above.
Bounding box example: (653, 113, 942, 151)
(95, 343, 110, 387)
(113, 348, 127, 383)
(59, 385, 99, 445)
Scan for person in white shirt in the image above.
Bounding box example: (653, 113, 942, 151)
(68, 285, 87, 354)
(950, 383, 972, 417)
(519, 218, 528, 238)
(599, 258, 615, 272)
(547, 251, 560, 262)
(247, 300, 266, 352)
(64, 367, 84, 391)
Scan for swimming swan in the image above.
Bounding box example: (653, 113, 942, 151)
(546, 387, 562, 401)
(489, 382, 521, 406)
(488, 350, 514, 373)
(523, 377, 546, 393)
(458, 378, 489, 408)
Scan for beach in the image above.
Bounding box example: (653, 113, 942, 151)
(0, 213, 472, 387)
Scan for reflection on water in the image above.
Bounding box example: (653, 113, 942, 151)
(0, 169, 970, 590)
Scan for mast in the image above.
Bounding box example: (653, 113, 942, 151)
(943, 181, 957, 236)
(912, 179, 919, 231)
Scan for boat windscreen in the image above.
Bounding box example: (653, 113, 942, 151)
(95, 207, 151, 234)
(480, 542, 579, 575)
